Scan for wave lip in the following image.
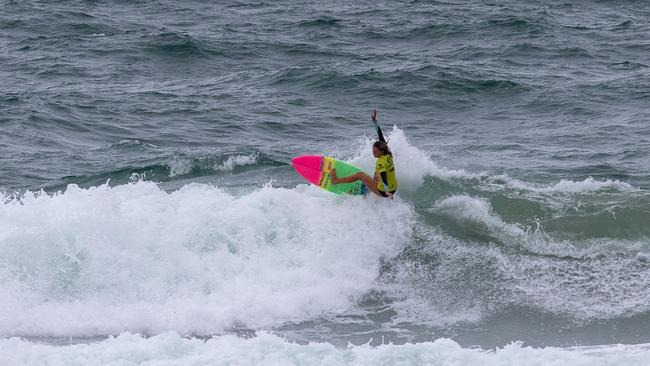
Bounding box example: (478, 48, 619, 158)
(166, 153, 261, 177)
(433, 194, 531, 248)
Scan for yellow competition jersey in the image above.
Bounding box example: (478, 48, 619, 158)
(375, 154, 398, 192)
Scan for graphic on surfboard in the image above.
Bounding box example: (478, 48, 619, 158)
(291, 155, 365, 195)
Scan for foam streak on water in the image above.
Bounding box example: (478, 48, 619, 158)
(4, 332, 650, 366)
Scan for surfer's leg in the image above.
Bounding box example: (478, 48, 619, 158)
(356, 173, 381, 196)
(331, 169, 380, 195)
(330, 171, 352, 184)
(331, 169, 362, 184)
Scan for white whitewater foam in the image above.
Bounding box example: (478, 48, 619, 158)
(3, 332, 650, 366)
(0, 182, 415, 337)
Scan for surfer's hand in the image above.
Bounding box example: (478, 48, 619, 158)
(371, 109, 377, 123)
(386, 192, 393, 199)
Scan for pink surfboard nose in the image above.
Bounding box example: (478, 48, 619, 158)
(291, 155, 323, 185)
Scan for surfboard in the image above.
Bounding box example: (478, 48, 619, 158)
(291, 155, 366, 195)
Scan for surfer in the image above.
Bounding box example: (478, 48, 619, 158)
(331, 109, 398, 198)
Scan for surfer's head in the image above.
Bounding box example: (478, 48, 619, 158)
(372, 141, 391, 158)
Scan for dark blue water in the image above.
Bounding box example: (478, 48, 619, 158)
(2, 0, 650, 353)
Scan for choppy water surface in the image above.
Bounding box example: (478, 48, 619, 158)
(1, 1, 650, 365)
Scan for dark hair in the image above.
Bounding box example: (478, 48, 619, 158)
(373, 141, 392, 157)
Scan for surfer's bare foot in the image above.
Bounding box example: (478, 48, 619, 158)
(330, 169, 339, 184)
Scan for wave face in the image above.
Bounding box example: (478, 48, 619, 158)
(2, 0, 650, 361)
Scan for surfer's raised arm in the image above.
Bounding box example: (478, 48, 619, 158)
(371, 109, 386, 143)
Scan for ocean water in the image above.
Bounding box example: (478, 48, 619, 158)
(2, 0, 650, 365)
